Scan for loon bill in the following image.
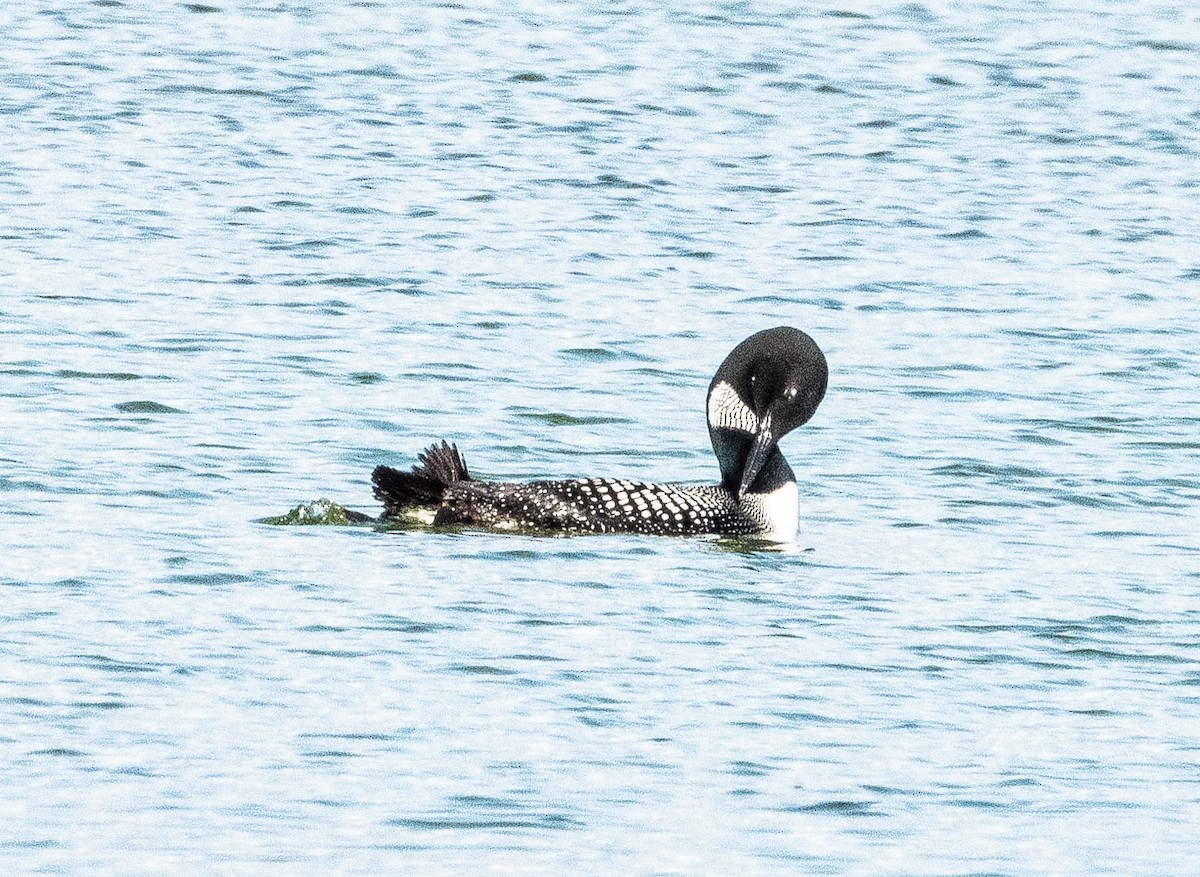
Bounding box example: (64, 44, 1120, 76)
(372, 326, 828, 540)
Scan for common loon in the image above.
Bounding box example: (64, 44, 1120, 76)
(372, 327, 828, 541)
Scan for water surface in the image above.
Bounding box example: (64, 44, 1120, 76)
(3, 2, 1199, 874)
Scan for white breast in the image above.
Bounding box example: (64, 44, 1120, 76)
(752, 480, 798, 542)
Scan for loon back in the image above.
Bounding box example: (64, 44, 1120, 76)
(371, 327, 827, 540)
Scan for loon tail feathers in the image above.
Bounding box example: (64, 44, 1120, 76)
(413, 440, 470, 485)
(372, 440, 470, 517)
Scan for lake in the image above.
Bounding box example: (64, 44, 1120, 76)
(2, 2, 1198, 874)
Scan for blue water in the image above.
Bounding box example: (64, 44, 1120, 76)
(4, 2, 1200, 873)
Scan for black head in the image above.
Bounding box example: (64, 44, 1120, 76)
(706, 327, 828, 496)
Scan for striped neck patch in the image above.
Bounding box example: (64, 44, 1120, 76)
(707, 379, 758, 434)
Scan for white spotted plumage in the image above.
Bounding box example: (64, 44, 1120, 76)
(437, 476, 769, 537)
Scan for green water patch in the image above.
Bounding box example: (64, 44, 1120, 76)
(258, 499, 376, 526)
(113, 400, 184, 414)
(512, 409, 631, 426)
(58, 370, 145, 381)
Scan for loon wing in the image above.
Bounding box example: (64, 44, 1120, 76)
(372, 440, 469, 517)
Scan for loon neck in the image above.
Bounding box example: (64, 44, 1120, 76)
(712, 433, 795, 496)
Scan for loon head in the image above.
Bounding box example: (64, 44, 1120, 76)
(706, 327, 828, 498)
